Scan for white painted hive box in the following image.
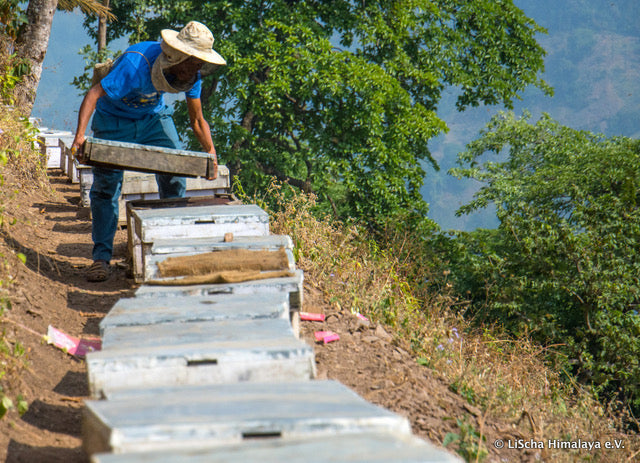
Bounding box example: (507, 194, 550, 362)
(82, 380, 412, 455)
(89, 432, 462, 462)
(134, 269, 304, 312)
(99, 292, 290, 335)
(86, 318, 315, 398)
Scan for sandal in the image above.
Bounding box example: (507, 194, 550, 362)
(86, 260, 110, 282)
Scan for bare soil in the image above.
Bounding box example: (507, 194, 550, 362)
(0, 170, 541, 462)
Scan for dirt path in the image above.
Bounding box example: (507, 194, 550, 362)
(0, 171, 522, 462)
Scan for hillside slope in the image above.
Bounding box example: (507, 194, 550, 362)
(1, 168, 638, 462)
(0, 171, 491, 462)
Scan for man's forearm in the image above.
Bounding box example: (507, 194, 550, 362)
(193, 117, 215, 154)
(73, 84, 106, 149)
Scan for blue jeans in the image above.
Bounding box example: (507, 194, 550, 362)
(89, 108, 186, 262)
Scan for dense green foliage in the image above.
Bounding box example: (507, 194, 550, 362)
(446, 112, 640, 412)
(81, 0, 549, 223)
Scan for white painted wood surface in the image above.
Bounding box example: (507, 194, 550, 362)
(87, 318, 315, 398)
(131, 204, 269, 243)
(99, 292, 290, 335)
(133, 270, 304, 310)
(83, 381, 412, 455)
(90, 432, 461, 463)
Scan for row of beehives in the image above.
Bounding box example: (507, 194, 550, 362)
(81, 198, 460, 462)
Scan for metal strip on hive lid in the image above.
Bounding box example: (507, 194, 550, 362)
(82, 380, 412, 456)
(99, 292, 290, 335)
(83, 136, 217, 178)
(86, 318, 316, 398)
(89, 432, 462, 463)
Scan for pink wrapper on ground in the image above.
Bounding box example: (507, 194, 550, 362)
(300, 312, 326, 322)
(314, 330, 339, 343)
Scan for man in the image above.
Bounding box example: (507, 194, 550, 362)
(72, 21, 225, 282)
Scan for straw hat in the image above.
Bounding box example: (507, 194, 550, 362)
(160, 21, 226, 65)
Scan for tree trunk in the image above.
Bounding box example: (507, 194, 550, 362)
(97, 0, 110, 51)
(14, 0, 58, 115)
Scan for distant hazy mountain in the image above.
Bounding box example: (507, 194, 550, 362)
(423, 0, 640, 230)
(33, 3, 640, 231)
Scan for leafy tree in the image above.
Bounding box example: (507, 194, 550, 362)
(81, 0, 551, 223)
(448, 112, 640, 412)
(7, 0, 114, 114)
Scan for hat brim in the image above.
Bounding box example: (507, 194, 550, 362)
(161, 29, 227, 65)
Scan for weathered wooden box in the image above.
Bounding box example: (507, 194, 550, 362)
(129, 203, 268, 242)
(78, 170, 231, 221)
(90, 432, 461, 463)
(127, 203, 270, 283)
(99, 292, 290, 335)
(58, 135, 74, 175)
(38, 130, 72, 169)
(79, 163, 94, 207)
(83, 136, 217, 178)
(83, 381, 411, 455)
(86, 318, 315, 398)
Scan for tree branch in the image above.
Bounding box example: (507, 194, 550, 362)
(256, 161, 313, 194)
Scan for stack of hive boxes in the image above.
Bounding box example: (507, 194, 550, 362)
(82, 200, 460, 462)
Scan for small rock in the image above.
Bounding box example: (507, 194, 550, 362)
(374, 325, 392, 341)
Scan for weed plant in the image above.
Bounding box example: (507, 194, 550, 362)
(248, 180, 640, 462)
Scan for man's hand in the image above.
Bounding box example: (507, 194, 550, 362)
(71, 135, 87, 163)
(207, 152, 218, 180)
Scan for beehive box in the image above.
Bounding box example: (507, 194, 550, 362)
(68, 156, 91, 184)
(83, 381, 411, 456)
(90, 432, 461, 463)
(134, 269, 304, 311)
(83, 137, 218, 178)
(38, 130, 72, 169)
(79, 163, 94, 207)
(134, 269, 304, 333)
(58, 135, 74, 175)
(87, 318, 315, 398)
(78, 170, 231, 221)
(128, 203, 269, 283)
(99, 292, 290, 336)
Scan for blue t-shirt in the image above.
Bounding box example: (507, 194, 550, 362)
(97, 42, 202, 119)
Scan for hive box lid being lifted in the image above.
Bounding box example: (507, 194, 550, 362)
(82, 380, 412, 456)
(83, 136, 217, 178)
